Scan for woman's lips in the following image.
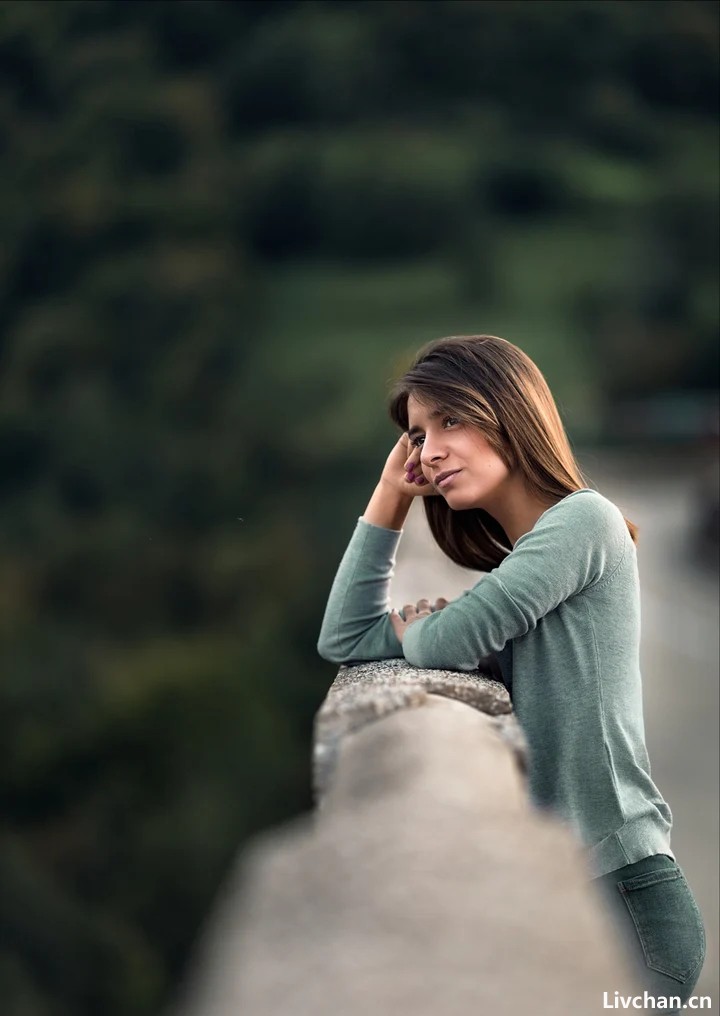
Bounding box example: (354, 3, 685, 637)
(437, 470, 461, 489)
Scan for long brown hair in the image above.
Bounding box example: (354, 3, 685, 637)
(387, 335, 638, 571)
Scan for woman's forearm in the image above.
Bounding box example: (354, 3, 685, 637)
(317, 461, 415, 664)
(362, 481, 414, 531)
(317, 516, 405, 663)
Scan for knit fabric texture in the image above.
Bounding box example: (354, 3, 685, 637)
(317, 489, 674, 878)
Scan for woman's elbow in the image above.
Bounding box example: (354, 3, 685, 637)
(316, 637, 347, 664)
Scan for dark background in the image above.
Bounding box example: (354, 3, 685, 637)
(0, 2, 717, 1013)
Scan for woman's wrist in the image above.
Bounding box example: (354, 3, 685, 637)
(362, 480, 413, 531)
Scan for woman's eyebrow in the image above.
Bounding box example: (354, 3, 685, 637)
(407, 408, 444, 440)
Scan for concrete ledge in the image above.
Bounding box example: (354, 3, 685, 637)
(313, 658, 526, 801)
(176, 693, 638, 1016)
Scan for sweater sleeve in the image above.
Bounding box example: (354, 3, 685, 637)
(403, 491, 628, 671)
(316, 517, 405, 664)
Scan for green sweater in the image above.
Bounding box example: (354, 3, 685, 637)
(317, 488, 674, 878)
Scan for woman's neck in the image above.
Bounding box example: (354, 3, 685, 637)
(482, 475, 562, 548)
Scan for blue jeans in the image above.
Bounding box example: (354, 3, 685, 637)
(590, 854, 706, 1012)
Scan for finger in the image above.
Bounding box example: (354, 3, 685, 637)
(403, 463, 428, 485)
(389, 609, 404, 640)
(434, 597, 449, 611)
(416, 599, 432, 612)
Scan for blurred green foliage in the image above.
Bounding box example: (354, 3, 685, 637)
(0, 1, 717, 1013)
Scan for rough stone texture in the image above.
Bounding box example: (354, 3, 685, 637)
(176, 697, 639, 1016)
(313, 659, 526, 801)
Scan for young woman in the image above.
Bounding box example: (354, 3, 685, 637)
(317, 335, 706, 1008)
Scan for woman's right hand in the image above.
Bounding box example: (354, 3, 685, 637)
(379, 433, 438, 499)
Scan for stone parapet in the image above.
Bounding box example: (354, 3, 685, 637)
(175, 661, 638, 1016)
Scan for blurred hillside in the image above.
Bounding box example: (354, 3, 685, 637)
(0, 2, 717, 1014)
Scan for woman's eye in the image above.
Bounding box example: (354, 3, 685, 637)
(410, 416, 454, 445)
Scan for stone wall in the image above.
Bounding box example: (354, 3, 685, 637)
(175, 661, 638, 1016)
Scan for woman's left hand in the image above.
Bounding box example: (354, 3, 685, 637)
(390, 598, 448, 644)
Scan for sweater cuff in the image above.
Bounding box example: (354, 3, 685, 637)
(402, 612, 430, 665)
(357, 520, 404, 544)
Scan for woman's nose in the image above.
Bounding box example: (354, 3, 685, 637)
(420, 443, 445, 468)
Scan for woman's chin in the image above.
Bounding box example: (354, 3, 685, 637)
(442, 488, 483, 511)
(441, 490, 467, 508)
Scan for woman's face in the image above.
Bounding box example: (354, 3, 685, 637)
(406, 394, 513, 510)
